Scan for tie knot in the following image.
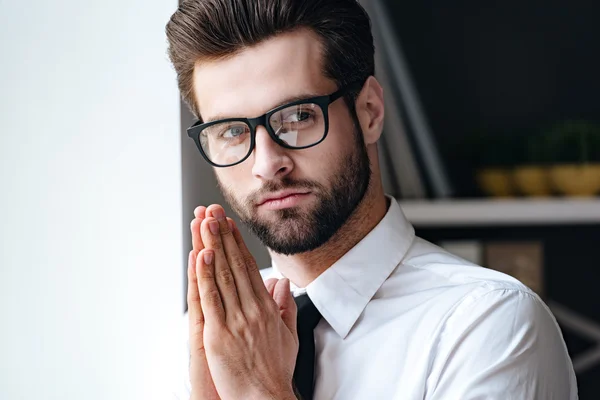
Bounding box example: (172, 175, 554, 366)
(294, 293, 322, 331)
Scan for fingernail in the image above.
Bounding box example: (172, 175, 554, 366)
(227, 219, 234, 231)
(209, 220, 219, 235)
(203, 251, 213, 265)
(211, 207, 225, 221)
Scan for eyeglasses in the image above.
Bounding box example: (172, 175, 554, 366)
(187, 82, 362, 168)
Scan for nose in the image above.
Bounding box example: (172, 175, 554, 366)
(251, 125, 294, 181)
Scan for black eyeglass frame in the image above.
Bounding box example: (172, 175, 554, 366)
(186, 81, 363, 168)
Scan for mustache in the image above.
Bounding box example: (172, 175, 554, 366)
(248, 178, 324, 205)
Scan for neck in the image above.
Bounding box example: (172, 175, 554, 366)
(269, 179, 388, 288)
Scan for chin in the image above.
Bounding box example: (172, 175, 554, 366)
(247, 207, 324, 255)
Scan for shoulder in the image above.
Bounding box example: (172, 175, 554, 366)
(384, 236, 534, 306)
(444, 283, 552, 334)
(431, 288, 577, 398)
(404, 237, 554, 328)
(389, 236, 566, 340)
(422, 269, 577, 398)
(400, 236, 534, 297)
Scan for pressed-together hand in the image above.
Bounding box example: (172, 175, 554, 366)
(189, 205, 299, 400)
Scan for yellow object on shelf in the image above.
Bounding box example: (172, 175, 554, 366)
(476, 168, 515, 198)
(513, 165, 552, 197)
(548, 163, 600, 197)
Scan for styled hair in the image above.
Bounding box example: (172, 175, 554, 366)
(165, 0, 374, 119)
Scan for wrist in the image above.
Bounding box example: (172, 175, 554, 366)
(249, 384, 297, 400)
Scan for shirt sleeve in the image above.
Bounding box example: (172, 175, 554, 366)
(427, 288, 578, 400)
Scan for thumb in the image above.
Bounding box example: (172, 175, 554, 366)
(264, 278, 279, 297)
(273, 278, 297, 336)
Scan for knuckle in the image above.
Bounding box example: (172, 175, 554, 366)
(229, 253, 247, 269)
(205, 288, 221, 306)
(208, 238, 222, 251)
(191, 342, 206, 355)
(191, 313, 204, 327)
(245, 307, 269, 336)
(246, 259, 260, 275)
(231, 311, 247, 330)
(220, 222, 232, 235)
(245, 301, 264, 321)
(217, 268, 235, 286)
(187, 255, 197, 275)
(190, 333, 206, 355)
(187, 289, 200, 304)
(199, 264, 214, 280)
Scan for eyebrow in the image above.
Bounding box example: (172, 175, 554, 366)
(204, 91, 323, 123)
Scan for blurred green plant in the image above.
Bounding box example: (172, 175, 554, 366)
(459, 121, 600, 172)
(545, 120, 600, 164)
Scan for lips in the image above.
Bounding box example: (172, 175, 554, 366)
(257, 190, 311, 206)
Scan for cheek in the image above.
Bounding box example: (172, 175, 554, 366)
(320, 126, 356, 162)
(326, 105, 359, 149)
(293, 142, 345, 183)
(291, 107, 358, 180)
(215, 166, 251, 193)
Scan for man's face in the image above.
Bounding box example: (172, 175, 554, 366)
(193, 29, 370, 255)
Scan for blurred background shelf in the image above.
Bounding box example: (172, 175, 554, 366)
(398, 198, 600, 227)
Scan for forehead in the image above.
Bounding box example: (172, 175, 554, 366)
(192, 29, 337, 121)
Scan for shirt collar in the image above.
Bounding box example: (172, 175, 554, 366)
(272, 196, 415, 339)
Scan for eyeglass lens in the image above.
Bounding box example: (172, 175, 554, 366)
(199, 102, 325, 166)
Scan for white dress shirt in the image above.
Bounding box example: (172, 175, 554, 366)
(175, 197, 578, 399)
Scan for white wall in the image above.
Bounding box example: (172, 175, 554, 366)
(0, 1, 183, 399)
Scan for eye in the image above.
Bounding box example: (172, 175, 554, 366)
(282, 110, 313, 123)
(221, 124, 248, 138)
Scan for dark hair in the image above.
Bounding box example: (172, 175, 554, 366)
(165, 0, 374, 119)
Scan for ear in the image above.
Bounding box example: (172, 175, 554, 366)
(354, 76, 385, 145)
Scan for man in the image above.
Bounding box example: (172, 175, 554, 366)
(166, 0, 578, 399)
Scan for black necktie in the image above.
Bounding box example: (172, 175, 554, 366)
(293, 293, 322, 400)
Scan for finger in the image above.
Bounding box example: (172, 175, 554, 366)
(264, 278, 279, 297)
(187, 249, 204, 352)
(194, 205, 207, 219)
(229, 217, 272, 303)
(204, 206, 219, 220)
(206, 206, 256, 304)
(273, 278, 297, 337)
(187, 249, 216, 393)
(196, 249, 226, 324)
(200, 217, 241, 318)
(190, 218, 204, 252)
(191, 206, 206, 252)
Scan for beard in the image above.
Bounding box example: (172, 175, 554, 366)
(218, 127, 371, 255)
